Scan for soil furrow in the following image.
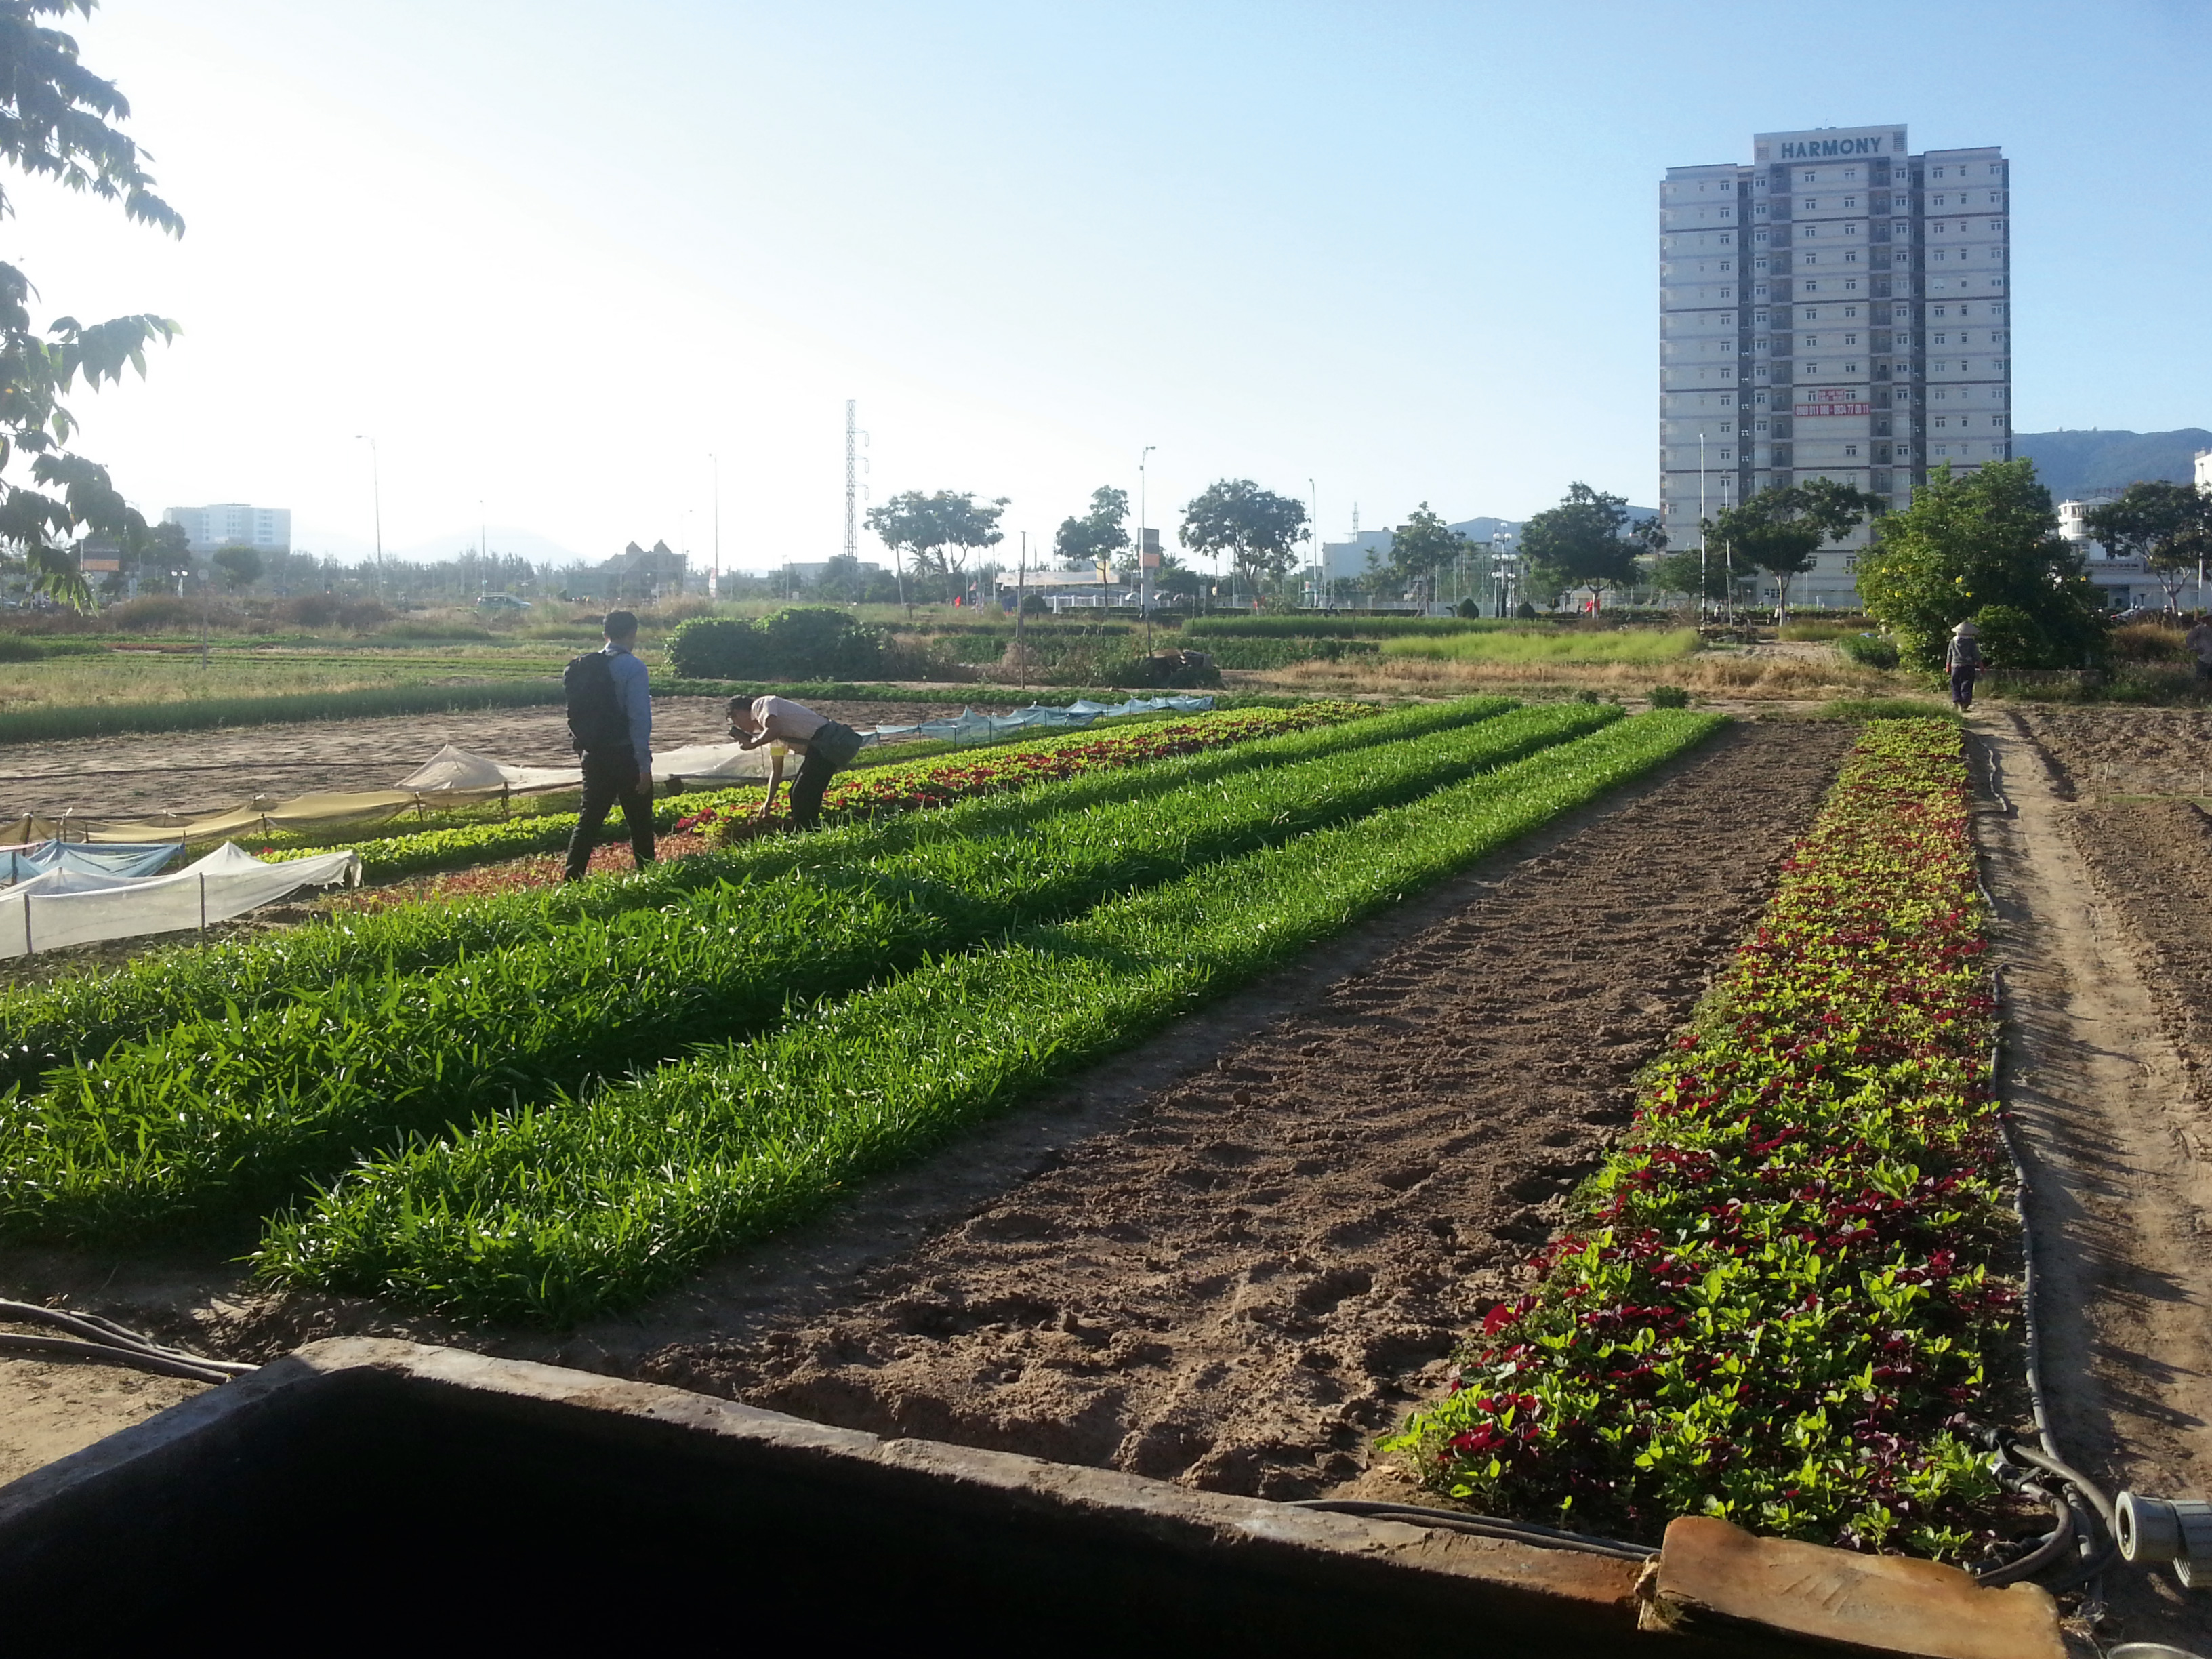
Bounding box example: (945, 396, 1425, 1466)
(640, 721, 1851, 1500)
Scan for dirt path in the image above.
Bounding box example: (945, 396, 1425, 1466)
(0, 697, 982, 818)
(638, 722, 1851, 1500)
(1973, 715, 2212, 1649)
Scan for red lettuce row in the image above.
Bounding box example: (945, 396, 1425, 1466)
(1385, 719, 2013, 1560)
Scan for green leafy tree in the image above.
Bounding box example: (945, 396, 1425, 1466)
(865, 489, 1008, 604)
(1855, 459, 2108, 669)
(1388, 502, 1468, 605)
(1054, 485, 1129, 572)
(1710, 478, 1883, 618)
(1519, 483, 1658, 611)
(1179, 478, 1308, 594)
(2083, 480, 2212, 614)
(1650, 548, 1733, 605)
(211, 543, 260, 592)
(0, 4, 182, 607)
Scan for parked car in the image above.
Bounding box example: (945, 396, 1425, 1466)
(475, 594, 533, 611)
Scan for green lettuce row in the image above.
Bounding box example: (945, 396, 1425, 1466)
(0, 697, 1478, 1099)
(0, 701, 1598, 1242)
(260, 710, 1724, 1325)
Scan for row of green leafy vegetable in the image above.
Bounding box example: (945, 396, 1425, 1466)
(1382, 720, 2011, 1561)
(257, 710, 1727, 1324)
(1, 698, 1578, 1239)
(0, 699, 1456, 1097)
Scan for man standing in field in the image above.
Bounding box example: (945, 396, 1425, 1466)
(1944, 620, 1982, 712)
(562, 610, 655, 880)
(728, 695, 865, 830)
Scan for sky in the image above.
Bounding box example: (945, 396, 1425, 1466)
(14, 0, 2212, 571)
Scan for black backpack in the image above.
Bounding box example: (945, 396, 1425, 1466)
(564, 651, 629, 755)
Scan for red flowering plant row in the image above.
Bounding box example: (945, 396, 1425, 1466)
(675, 705, 1362, 841)
(1384, 720, 2015, 1559)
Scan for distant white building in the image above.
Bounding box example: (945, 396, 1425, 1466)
(2058, 490, 2166, 610)
(2196, 448, 2212, 491)
(163, 504, 291, 554)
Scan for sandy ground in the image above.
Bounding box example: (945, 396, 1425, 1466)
(1975, 712, 2212, 1650)
(638, 722, 1851, 1500)
(0, 1355, 205, 1486)
(0, 697, 994, 819)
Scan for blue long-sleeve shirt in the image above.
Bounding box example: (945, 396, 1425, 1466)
(602, 642, 652, 769)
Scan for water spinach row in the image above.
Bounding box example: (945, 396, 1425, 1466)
(0, 698, 1488, 1097)
(0, 701, 1599, 1242)
(260, 710, 1725, 1325)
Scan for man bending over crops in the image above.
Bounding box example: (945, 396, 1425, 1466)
(562, 611, 655, 880)
(729, 695, 865, 830)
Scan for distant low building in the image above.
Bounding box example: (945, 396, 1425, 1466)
(2057, 491, 2168, 610)
(163, 503, 291, 554)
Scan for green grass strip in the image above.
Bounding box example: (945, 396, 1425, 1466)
(259, 710, 1723, 1325)
(0, 700, 1580, 1242)
(0, 699, 1469, 1097)
(0, 680, 567, 746)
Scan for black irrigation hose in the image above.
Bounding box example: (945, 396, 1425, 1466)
(1975, 1483, 2076, 1587)
(1289, 1499, 1654, 1562)
(0, 1299, 255, 1387)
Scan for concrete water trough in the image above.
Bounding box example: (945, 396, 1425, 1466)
(0, 1338, 2072, 1655)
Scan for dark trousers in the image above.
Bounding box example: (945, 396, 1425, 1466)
(1950, 666, 1978, 710)
(565, 748, 655, 879)
(787, 722, 861, 830)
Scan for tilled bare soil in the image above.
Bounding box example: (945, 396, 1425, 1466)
(2066, 796, 2212, 1118)
(644, 722, 1851, 1500)
(0, 697, 977, 817)
(2007, 705, 2212, 800)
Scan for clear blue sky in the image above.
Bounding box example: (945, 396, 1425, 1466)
(22, 0, 2211, 568)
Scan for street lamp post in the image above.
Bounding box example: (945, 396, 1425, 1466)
(1138, 446, 1155, 648)
(353, 434, 383, 601)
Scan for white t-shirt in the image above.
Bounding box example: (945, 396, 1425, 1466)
(749, 696, 829, 750)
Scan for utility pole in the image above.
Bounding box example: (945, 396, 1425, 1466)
(354, 434, 382, 601)
(844, 401, 858, 563)
(1698, 431, 1708, 623)
(1015, 529, 1028, 694)
(709, 452, 720, 600)
(1308, 477, 1318, 611)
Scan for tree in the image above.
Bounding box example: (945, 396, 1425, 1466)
(1708, 478, 1882, 619)
(865, 489, 1007, 605)
(211, 543, 260, 592)
(2083, 480, 2212, 615)
(1179, 478, 1308, 596)
(1054, 485, 1129, 572)
(1854, 459, 2108, 669)
(0, 5, 182, 607)
(1518, 483, 1658, 611)
(1388, 503, 1467, 606)
(1650, 549, 1733, 605)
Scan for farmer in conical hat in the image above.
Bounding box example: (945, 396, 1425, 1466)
(1945, 620, 1982, 712)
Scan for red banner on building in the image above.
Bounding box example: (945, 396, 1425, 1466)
(1793, 387, 1870, 417)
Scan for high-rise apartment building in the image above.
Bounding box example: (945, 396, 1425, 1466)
(162, 503, 291, 554)
(1659, 125, 2011, 607)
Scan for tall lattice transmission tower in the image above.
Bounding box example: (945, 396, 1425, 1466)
(844, 400, 859, 561)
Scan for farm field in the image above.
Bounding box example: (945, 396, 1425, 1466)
(642, 720, 1851, 1492)
(1378, 627, 1700, 665)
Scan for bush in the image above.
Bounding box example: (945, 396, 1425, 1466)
(99, 594, 253, 634)
(1101, 649, 1222, 689)
(665, 607, 885, 680)
(1647, 684, 1689, 708)
(1838, 634, 1900, 670)
(1971, 602, 2055, 669)
(1456, 598, 1483, 619)
(1515, 600, 1538, 619)
(2110, 621, 2192, 664)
